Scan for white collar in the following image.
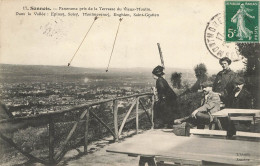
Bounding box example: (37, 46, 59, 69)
(235, 89, 242, 97)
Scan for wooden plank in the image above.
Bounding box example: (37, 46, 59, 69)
(228, 113, 255, 117)
(156, 156, 202, 166)
(230, 117, 254, 121)
(84, 109, 90, 153)
(136, 97, 139, 134)
(48, 117, 55, 164)
(113, 100, 119, 141)
(190, 129, 227, 136)
(118, 99, 136, 137)
(228, 113, 255, 122)
(89, 110, 116, 138)
(235, 131, 260, 138)
(151, 96, 155, 129)
(213, 109, 260, 117)
(139, 100, 153, 125)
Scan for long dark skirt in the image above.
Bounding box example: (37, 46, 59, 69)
(153, 100, 177, 128)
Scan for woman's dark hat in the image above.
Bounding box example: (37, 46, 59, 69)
(219, 57, 232, 65)
(152, 65, 164, 77)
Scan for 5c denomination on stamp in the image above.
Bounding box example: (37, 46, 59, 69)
(225, 1, 259, 42)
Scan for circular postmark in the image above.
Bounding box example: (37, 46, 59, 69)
(204, 13, 244, 62)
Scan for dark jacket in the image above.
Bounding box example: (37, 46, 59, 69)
(228, 87, 253, 109)
(154, 77, 177, 125)
(213, 69, 236, 104)
(156, 77, 177, 103)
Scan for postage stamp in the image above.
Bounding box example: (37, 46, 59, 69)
(225, 1, 259, 42)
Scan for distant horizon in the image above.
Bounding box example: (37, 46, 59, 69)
(0, 62, 221, 71)
(1, 62, 245, 77)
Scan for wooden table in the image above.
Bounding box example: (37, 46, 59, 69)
(107, 130, 260, 166)
(212, 109, 260, 137)
(212, 109, 260, 117)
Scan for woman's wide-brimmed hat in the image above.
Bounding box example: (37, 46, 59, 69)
(152, 65, 164, 77)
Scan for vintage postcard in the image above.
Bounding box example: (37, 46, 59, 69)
(0, 0, 260, 165)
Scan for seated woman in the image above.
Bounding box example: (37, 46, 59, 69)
(174, 82, 221, 129)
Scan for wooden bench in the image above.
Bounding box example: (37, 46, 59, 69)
(156, 156, 202, 166)
(190, 129, 260, 141)
(228, 113, 256, 131)
(190, 129, 227, 138)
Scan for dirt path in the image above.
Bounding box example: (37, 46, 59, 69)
(62, 145, 139, 166)
(58, 131, 141, 166)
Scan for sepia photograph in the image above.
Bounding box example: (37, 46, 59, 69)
(0, 0, 260, 165)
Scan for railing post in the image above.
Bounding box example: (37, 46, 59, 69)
(48, 117, 55, 164)
(136, 97, 139, 134)
(113, 100, 119, 141)
(84, 109, 90, 153)
(151, 95, 155, 129)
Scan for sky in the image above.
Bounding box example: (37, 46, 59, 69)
(0, 0, 245, 71)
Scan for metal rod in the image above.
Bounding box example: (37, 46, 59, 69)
(68, 16, 98, 66)
(106, 18, 123, 72)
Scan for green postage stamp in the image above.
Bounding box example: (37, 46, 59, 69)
(225, 1, 259, 42)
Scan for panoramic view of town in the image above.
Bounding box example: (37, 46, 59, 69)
(0, 64, 196, 117)
(0, 64, 199, 165)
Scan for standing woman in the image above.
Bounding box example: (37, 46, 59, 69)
(213, 57, 236, 107)
(152, 65, 177, 128)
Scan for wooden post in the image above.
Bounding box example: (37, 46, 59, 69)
(113, 100, 119, 141)
(118, 99, 136, 138)
(84, 109, 89, 153)
(54, 109, 89, 161)
(139, 100, 152, 125)
(48, 117, 55, 164)
(151, 95, 155, 129)
(136, 97, 139, 134)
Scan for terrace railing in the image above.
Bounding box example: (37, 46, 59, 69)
(0, 92, 154, 165)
